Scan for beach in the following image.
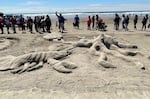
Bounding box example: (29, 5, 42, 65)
(0, 15, 150, 99)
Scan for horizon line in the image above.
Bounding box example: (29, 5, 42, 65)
(3, 10, 150, 14)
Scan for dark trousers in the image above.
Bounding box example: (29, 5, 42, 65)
(6, 25, 10, 33)
(46, 25, 51, 33)
(35, 24, 39, 32)
(115, 23, 119, 30)
(0, 25, 3, 34)
(142, 23, 147, 30)
(29, 25, 33, 32)
(134, 22, 137, 29)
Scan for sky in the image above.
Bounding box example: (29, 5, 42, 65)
(0, 0, 150, 13)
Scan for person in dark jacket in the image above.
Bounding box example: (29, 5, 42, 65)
(73, 15, 80, 29)
(40, 16, 46, 32)
(114, 14, 121, 30)
(45, 15, 51, 33)
(56, 12, 66, 33)
(92, 16, 95, 29)
(121, 14, 125, 30)
(134, 15, 138, 30)
(142, 14, 149, 30)
(34, 16, 40, 32)
(28, 17, 33, 33)
(20, 15, 25, 31)
(124, 15, 129, 31)
(96, 15, 99, 30)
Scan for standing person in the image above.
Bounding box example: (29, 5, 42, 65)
(87, 16, 92, 30)
(0, 16, 4, 34)
(40, 16, 46, 32)
(56, 12, 66, 33)
(26, 16, 29, 30)
(148, 19, 150, 28)
(92, 16, 95, 29)
(34, 16, 40, 32)
(142, 14, 149, 30)
(121, 14, 125, 30)
(124, 15, 129, 31)
(10, 16, 16, 33)
(28, 17, 33, 33)
(45, 15, 51, 33)
(134, 15, 138, 30)
(20, 15, 25, 31)
(73, 15, 80, 29)
(16, 16, 21, 31)
(5, 16, 11, 34)
(96, 15, 99, 30)
(114, 14, 121, 30)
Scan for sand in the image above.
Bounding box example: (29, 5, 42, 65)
(0, 15, 150, 99)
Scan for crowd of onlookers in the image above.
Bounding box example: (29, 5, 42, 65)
(114, 14, 150, 31)
(0, 14, 52, 34)
(0, 12, 150, 34)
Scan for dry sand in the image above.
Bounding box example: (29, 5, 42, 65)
(0, 15, 150, 99)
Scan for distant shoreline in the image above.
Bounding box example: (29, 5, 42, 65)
(4, 10, 150, 19)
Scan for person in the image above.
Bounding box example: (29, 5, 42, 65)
(87, 16, 92, 30)
(114, 14, 121, 30)
(56, 12, 66, 33)
(19, 15, 25, 31)
(40, 16, 46, 32)
(16, 16, 21, 31)
(134, 15, 138, 30)
(92, 16, 95, 29)
(28, 17, 33, 33)
(5, 16, 11, 34)
(73, 15, 80, 29)
(10, 16, 16, 33)
(96, 15, 99, 30)
(148, 19, 150, 28)
(34, 16, 40, 32)
(121, 14, 125, 30)
(124, 15, 129, 31)
(0, 16, 4, 34)
(26, 16, 29, 30)
(45, 15, 51, 33)
(142, 14, 149, 30)
(97, 17, 107, 31)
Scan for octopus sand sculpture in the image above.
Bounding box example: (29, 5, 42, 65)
(0, 33, 144, 74)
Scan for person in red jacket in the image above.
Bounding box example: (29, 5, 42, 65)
(0, 17, 4, 34)
(87, 16, 92, 30)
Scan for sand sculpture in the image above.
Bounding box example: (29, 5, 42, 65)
(0, 50, 77, 74)
(74, 34, 142, 68)
(0, 37, 19, 51)
(0, 34, 144, 74)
